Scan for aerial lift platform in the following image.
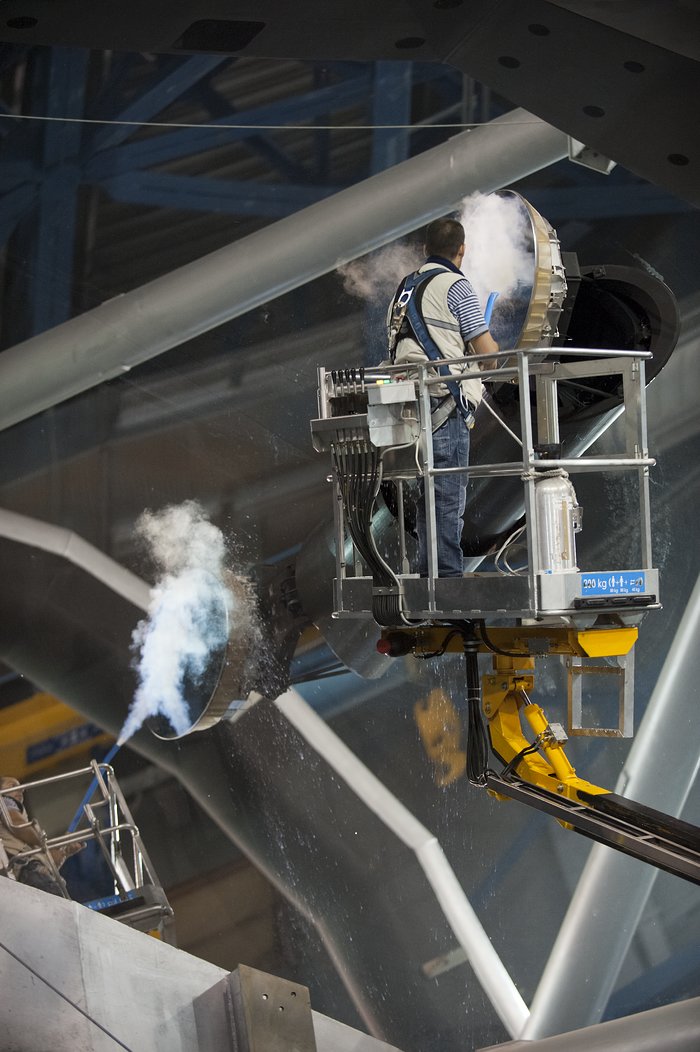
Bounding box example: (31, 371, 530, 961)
(0, 759, 174, 940)
(311, 345, 700, 886)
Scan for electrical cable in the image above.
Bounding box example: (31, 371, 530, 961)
(413, 627, 466, 659)
(494, 523, 527, 576)
(502, 548, 526, 576)
(406, 619, 501, 785)
(449, 624, 491, 787)
(478, 396, 523, 448)
(500, 740, 543, 781)
(333, 439, 411, 624)
(0, 938, 134, 1050)
(476, 620, 530, 658)
(0, 112, 533, 132)
(464, 639, 490, 786)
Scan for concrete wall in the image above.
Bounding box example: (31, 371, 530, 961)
(0, 878, 227, 1051)
(0, 876, 403, 1052)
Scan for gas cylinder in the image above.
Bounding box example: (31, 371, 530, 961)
(534, 472, 582, 572)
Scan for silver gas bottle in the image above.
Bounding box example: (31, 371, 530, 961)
(534, 472, 582, 572)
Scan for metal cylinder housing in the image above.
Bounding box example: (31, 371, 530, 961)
(534, 473, 581, 573)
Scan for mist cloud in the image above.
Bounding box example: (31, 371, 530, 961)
(337, 191, 534, 320)
(459, 191, 533, 309)
(120, 501, 235, 743)
(337, 242, 421, 305)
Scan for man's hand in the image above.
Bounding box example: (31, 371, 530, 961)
(50, 840, 86, 868)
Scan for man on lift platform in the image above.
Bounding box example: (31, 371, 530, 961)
(388, 217, 499, 577)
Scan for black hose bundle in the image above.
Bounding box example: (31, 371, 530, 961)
(464, 637, 490, 786)
(332, 441, 404, 625)
(500, 740, 541, 781)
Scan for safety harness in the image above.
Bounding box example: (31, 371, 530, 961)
(388, 268, 475, 430)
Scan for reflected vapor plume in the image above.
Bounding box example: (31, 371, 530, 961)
(120, 500, 234, 743)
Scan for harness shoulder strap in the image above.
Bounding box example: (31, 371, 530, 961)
(403, 270, 471, 420)
(388, 269, 440, 363)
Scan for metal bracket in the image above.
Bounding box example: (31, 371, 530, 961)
(227, 964, 317, 1052)
(567, 652, 634, 738)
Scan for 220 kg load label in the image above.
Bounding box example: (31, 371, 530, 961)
(579, 571, 646, 596)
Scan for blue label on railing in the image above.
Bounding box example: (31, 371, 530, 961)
(84, 890, 138, 911)
(579, 571, 646, 596)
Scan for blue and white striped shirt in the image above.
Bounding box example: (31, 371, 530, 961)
(446, 278, 488, 344)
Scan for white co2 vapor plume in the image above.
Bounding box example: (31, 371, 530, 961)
(337, 191, 532, 318)
(119, 501, 240, 744)
(338, 242, 421, 305)
(459, 191, 533, 310)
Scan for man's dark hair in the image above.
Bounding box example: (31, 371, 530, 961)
(424, 217, 465, 259)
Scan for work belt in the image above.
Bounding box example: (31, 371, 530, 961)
(430, 395, 476, 432)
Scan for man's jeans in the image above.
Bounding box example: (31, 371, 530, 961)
(417, 409, 470, 577)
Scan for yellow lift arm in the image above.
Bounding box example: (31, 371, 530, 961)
(380, 623, 700, 885)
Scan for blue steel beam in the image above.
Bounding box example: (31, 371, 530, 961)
(84, 70, 373, 179)
(88, 54, 227, 153)
(39, 51, 85, 162)
(101, 171, 341, 217)
(370, 61, 412, 174)
(86, 53, 152, 127)
(24, 48, 88, 335)
(193, 78, 311, 183)
(311, 65, 332, 183)
(0, 55, 385, 318)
